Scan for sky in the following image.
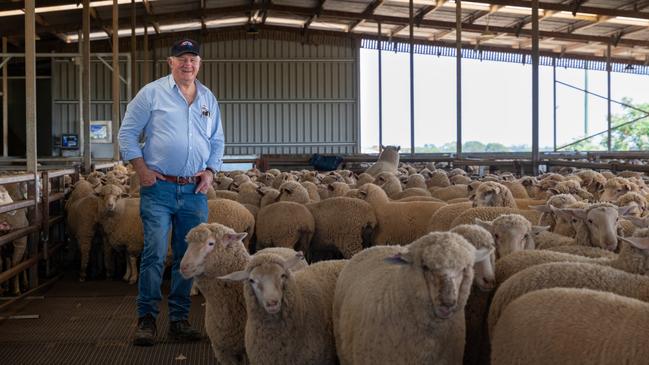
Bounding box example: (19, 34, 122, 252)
(360, 48, 649, 153)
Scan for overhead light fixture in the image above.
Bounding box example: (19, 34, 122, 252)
(607, 16, 649, 27)
(204, 17, 248, 28)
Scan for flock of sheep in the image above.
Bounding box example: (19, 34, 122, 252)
(36, 146, 649, 363)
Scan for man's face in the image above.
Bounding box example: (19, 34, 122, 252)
(169, 53, 201, 83)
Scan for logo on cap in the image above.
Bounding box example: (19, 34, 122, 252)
(181, 41, 193, 47)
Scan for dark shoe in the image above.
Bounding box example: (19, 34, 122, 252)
(133, 314, 157, 346)
(168, 320, 202, 342)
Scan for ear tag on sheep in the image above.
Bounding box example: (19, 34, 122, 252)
(619, 236, 649, 251)
(384, 252, 411, 265)
(218, 270, 250, 282)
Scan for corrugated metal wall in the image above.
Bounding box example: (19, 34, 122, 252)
(51, 30, 360, 157)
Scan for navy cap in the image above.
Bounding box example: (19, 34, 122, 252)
(171, 39, 200, 57)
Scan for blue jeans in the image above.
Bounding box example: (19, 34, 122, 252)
(137, 180, 208, 321)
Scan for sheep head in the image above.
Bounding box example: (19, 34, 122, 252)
(555, 204, 631, 251)
(471, 181, 514, 208)
(94, 184, 126, 214)
(599, 177, 634, 202)
(475, 214, 533, 259)
(385, 232, 481, 320)
(180, 223, 247, 278)
(219, 252, 305, 314)
(450, 224, 497, 292)
(0, 186, 14, 205)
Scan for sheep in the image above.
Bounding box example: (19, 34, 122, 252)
(550, 203, 631, 251)
(518, 176, 539, 198)
(364, 145, 400, 177)
(65, 179, 100, 210)
(530, 193, 577, 233)
(277, 181, 310, 204)
(207, 199, 256, 249)
(450, 174, 472, 185)
(180, 223, 307, 365)
(600, 176, 637, 202)
(0, 189, 29, 295)
(430, 184, 469, 201)
(475, 214, 535, 259)
(219, 252, 346, 365)
(427, 201, 473, 232)
(491, 288, 649, 365)
(271, 172, 297, 190)
(333, 232, 490, 365)
(616, 191, 647, 218)
(449, 225, 496, 365)
(255, 201, 315, 257)
(374, 172, 430, 199)
(214, 175, 234, 190)
(500, 181, 529, 199)
(258, 186, 280, 207)
(449, 207, 541, 228)
(471, 181, 517, 208)
(354, 172, 375, 187)
(405, 174, 427, 189)
(236, 181, 262, 207)
(493, 234, 649, 288)
(544, 244, 618, 258)
(66, 184, 126, 281)
(212, 190, 239, 201)
(427, 170, 451, 188)
(575, 169, 607, 200)
(306, 197, 377, 259)
(357, 183, 445, 246)
(300, 181, 321, 202)
(325, 181, 351, 198)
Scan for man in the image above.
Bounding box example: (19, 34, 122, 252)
(118, 38, 224, 347)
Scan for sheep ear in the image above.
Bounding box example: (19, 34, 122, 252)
(327, 184, 335, 192)
(619, 236, 649, 250)
(529, 204, 552, 213)
(223, 232, 247, 247)
(531, 226, 550, 235)
(283, 252, 306, 270)
(474, 247, 493, 263)
(384, 251, 412, 265)
(617, 205, 634, 217)
(547, 188, 560, 196)
(218, 270, 250, 282)
(474, 219, 494, 233)
(623, 216, 649, 228)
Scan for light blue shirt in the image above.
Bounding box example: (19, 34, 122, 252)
(118, 75, 224, 176)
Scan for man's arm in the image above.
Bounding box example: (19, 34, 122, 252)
(118, 87, 161, 186)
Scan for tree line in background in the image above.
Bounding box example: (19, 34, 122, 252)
(368, 99, 649, 153)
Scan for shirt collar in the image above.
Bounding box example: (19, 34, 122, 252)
(167, 74, 205, 97)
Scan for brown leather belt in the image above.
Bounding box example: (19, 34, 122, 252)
(160, 174, 200, 185)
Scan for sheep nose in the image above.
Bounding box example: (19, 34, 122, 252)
(266, 299, 278, 307)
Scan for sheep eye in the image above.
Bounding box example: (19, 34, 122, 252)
(248, 278, 255, 284)
(494, 233, 500, 239)
(588, 219, 593, 224)
(208, 241, 215, 246)
(281, 273, 288, 279)
(523, 234, 529, 239)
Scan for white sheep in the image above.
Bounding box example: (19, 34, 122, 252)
(219, 252, 346, 365)
(474, 214, 536, 259)
(492, 288, 649, 365)
(357, 183, 445, 246)
(364, 145, 400, 177)
(180, 223, 307, 365)
(471, 181, 517, 208)
(333, 232, 490, 365)
(255, 201, 315, 258)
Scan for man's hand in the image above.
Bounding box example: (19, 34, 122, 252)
(131, 158, 163, 187)
(194, 170, 214, 194)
